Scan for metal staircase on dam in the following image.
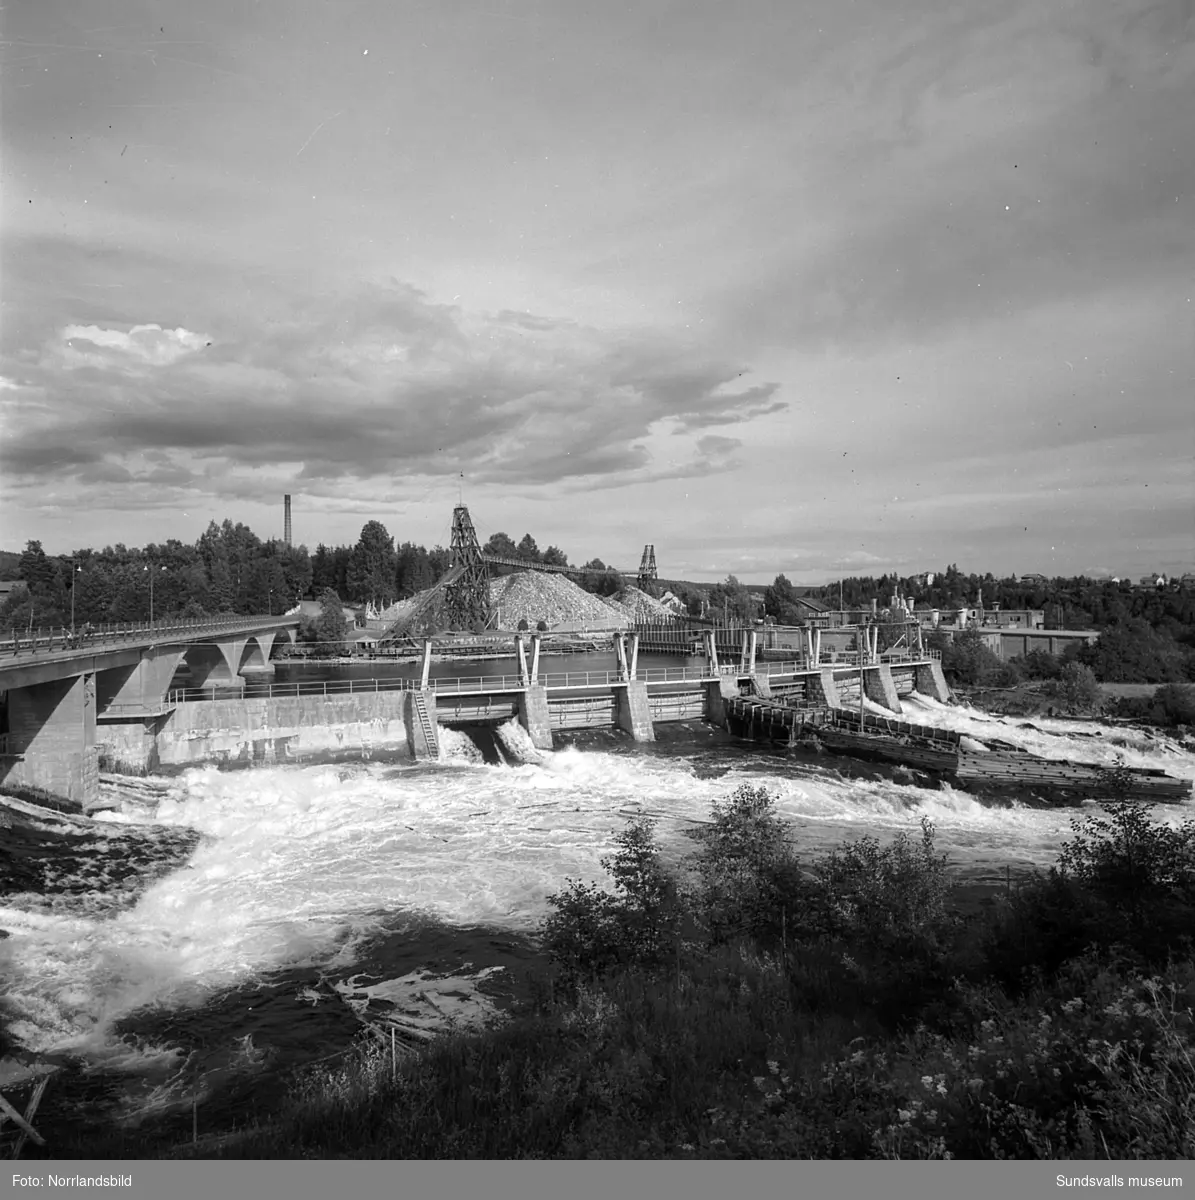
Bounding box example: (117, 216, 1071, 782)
(411, 691, 439, 759)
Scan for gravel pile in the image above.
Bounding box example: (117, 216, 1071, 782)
(490, 571, 630, 630)
(607, 586, 675, 623)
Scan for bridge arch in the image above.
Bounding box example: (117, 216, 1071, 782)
(178, 631, 285, 690)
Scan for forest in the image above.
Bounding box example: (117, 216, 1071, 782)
(0, 520, 628, 633)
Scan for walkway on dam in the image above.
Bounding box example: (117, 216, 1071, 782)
(164, 650, 941, 704)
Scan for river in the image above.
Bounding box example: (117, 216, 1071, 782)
(1, 661, 1192, 1145)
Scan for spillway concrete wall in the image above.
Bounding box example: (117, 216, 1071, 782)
(97, 692, 416, 772)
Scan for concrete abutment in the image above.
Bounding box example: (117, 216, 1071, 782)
(863, 664, 903, 714)
(615, 681, 656, 742)
(517, 686, 554, 750)
(913, 660, 951, 703)
(1, 673, 99, 807)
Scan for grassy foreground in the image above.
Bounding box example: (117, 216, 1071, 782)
(55, 764, 1195, 1160)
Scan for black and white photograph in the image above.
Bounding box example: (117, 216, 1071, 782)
(1, 0, 1193, 1182)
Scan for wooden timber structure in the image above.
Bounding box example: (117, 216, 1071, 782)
(0, 1063, 55, 1159)
(725, 698, 1193, 804)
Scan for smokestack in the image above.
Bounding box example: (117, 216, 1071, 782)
(284, 494, 292, 547)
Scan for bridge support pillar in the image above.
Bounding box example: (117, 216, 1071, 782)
(97, 647, 185, 714)
(185, 641, 245, 690)
(806, 668, 842, 710)
(240, 633, 277, 679)
(863, 665, 903, 714)
(615, 681, 655, 742)
(1, 673, 99, 808)
(518, 685, 553, 750)
(514, 637, 529, 688)
(530, 635, 542, 685)
(913, 660, 950, 703)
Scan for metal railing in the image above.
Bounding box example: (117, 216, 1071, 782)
(167, 676, 421, 704)
(1, 614, 298, 662)
(161, 654, 942, 706)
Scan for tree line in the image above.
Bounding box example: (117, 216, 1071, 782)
(0, 519, 634, 632)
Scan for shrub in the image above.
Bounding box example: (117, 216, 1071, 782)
(939, 629, 1003, 687)
(1017, 649, 1063, 681)
(1057, 784, 1195, 934)
(683, 785, 812, 948)
(517, 618, 529, 632)
(978, 660, 1024, 688)
(812, 817, 957, 957)
(536, 620, 549, 632)
(1155, 682, 1195, 726)
(978, 870, 1102, 992)
(1046, 662, 1103, 713)
(544, 818, 682, 985)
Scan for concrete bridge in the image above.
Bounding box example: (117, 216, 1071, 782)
(0, 614, 299, 805)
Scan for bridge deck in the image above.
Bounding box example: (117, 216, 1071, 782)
(0, 615, 300, 678)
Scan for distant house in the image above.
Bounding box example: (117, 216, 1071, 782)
(1019, 573, 1048, 585)
(0, 580, 27, 601)
(983, 608, 1046, 630)
(1138, 574, 1167, 590)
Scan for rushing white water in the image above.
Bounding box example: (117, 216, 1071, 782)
(1, 711, 1191, 1124)
(896, 694, 1195, 782)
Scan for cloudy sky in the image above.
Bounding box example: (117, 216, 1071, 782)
(2, 0, 1192, 583)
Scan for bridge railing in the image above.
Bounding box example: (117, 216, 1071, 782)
(1, 614, 298, 661)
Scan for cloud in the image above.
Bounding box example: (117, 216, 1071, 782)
(711, 0, 1195, 351)
(695, 435, 741, 456)
(0, 277, 785, 503)
(59, 323, 211, 368)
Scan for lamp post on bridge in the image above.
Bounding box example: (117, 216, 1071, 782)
(144, 562, 166, 624)
(68, 558, 82, 637)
